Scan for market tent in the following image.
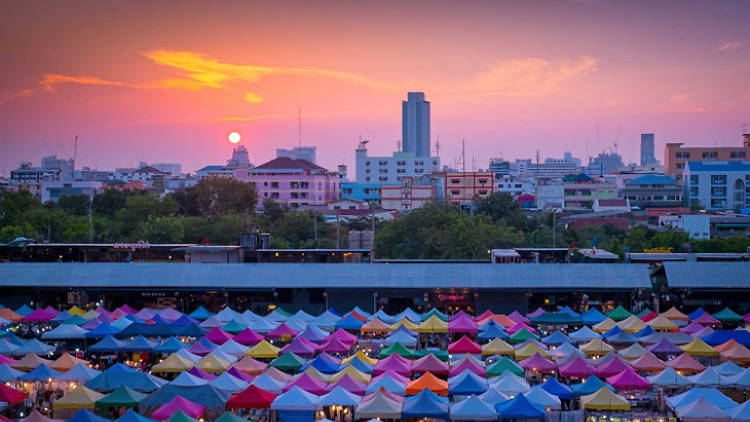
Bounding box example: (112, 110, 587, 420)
(355, 388, 403, 419)
(488, 372, 531, 396)
(680, 339, 719, 356)
(607, 306, 632, 322)
(594, 355, 630, 378)
(245, 340, 280, 359)
(42, 324, 87, 340)
(482, 338, 514, 356)
(663, 307, 691, 322)
(486, 357, 524, 377)
(232, 356, 268, 375)
(373, 354, 412, 376)
(325, 374, 367, 395)
(665, 352, 706, 374)
(702, 330, 750, 347)
(86, 363, 166, 392)
(448, 358, 485, 378)
(449, 394, 497, 421)
(412, 353, 448, 375)
(335, 315, 365, 331)
(249, 373, 286, 395)
(541, 331, 570, 346)
(541, 377, 575, 400)
(617, 315, 647, 333)
(617, 343, 647, 360)
(688, 367, 731, 387)
(581, 308, 607, 325)
(713, 308, 744, 324)
(666, 388, 737, 410)
(495, 394, 545, 420)
(329, 364, 372, 384)
(270, 386, 321, 410)
(67, 409, 111, 422)
(558, 356, 595, 378)
(570, 376, 613, 396)
(530, 312, 582, 326)
(593, 318, 617, 333)
(53, 385, 106, 409)
(152, 353, 194, 374)
(507, 311, 530, 324)
(675, 397, 731, 422)
(580, 387, 630, 410)
(21, 308, 56, 322)
(270, 352, 307, 372)
(569, 326, 599, 343)
(721, 342, 750, 363)
(524, 385, 561, 410)
(401, 388, 448, 419)
(630, 351, 666, 372)
(448, 336, 481, 354)
(208, 372, 249, 394)
(647, 338, 684, 355)
(85, 324, 121, 339)
(319, 385, 362, 406)
(647, 366, 692, 388)
(390, 318, 419, 332)
(361, 317, 391, 334)
(95, 385, 147, 409)
(50, 352, 89, 371)
(514, 342, 550, 360)
(13, 339, 55, 356)
(448, 370, 489, 395)
(695, 313, 722, 327)
(138, 384, 230, 420)
(417, 315, 449, 333)
(226, 384, 277, 409)
(448, 313, 478, 334)
(606, 367, 651, 390)
(580, 338, 614, 355)
(56, 363, 101, 382)
(19, 363, 63, 381)
(728, 399, 750, 422)
(551, 342, 585, 362)
(648, 315, 679, 331)
(284, 373, 328, 395)
(406, 371, 449, 395)
(232, 329, 264, 346)
(0, 363, 24, 382)
(0, 383, 26, 405)
(18, 411, 63, 422)
(519, 353, 556, 372)
(115, 409, 157, 422)
(365, 374, 407, 395)
(714, 361, 743, 376)
(89, 335, 127, 353)
(151, 396, 206, 421)
(221, 320, 248, 335)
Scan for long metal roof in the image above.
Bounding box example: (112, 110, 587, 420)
(0, 262, 651, 290)
(663, 261, 750, 288)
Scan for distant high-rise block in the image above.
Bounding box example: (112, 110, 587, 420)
(402, 92, 430, 157)
(640, 133, 657, 166)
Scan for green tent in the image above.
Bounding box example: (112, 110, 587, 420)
(221, 319, 248, 334)
(713, 307, 744, 322)
(414, 349, 449, 361)
(486, 357, 524, 377)
(95, 385, 147, 409)
(508, 328, 540, 344)
(606, 306, 632, 321)
(529, 312, 581, 326)
(269, 352, 306, 372)
(274, 307, 293, 318)
(420, 308, 448, 322)
(214, 413, 250, 422)
(636, 308, 653, 318)
(168, 411, 200, 422)
(380, 342, 416, 359)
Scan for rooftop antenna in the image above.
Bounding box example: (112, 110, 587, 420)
(297, 106, 302, 149)
(435, 134, 441, 158)
(461, 139, 466, 172)
(73, 135, 78, 170)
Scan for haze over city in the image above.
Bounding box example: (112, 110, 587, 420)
(2, 0, 749, 175)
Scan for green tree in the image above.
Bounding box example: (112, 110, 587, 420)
(143, 216, 185, 243)
(474, 192, 527, 230)
(188, 177, 258, 216)
(92, 189, 129, 217)
(0, 191, 41, 226)
(56, 194, 91, 217)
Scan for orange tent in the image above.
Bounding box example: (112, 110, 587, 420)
(720, 343, 750, 363)
(361, 318, 391, 334)
(0, 309, 23, 322)
(476, 314, 515, 328)
(405, 371, 448, 396)
(51, 353, 89, 371)
(714, 339, 740, 353)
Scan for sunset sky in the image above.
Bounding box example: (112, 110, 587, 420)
(1, 0, 749, 175)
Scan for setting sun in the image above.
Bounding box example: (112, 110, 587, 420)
(228, 131, 241, 144)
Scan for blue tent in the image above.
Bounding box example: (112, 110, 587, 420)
(154, 337, 186, 354)
(85, 323, 121, 339)
(606, 331, 637, 345)
(402, 388, 448, 419)
(702, 330, 750, 346)
(42, 324, 87, 340)
(170, 314, 199, 326)
(449, 394, 497, 421)
(139, 384, 230, 420)
(541, 377, 575, 399)
(384, 330, 417, 347)
(541, 331, 570, 346)
(341, 358, 373, 374)
(319, 386, 362, 407)
(559, 306, 581, 318)
(581, 308, 607, 325)
(89, 335, 127, 353)
(0, 339, 19, 355)
(171, 323, 206, 338)
(69, 409, 111, 422)
(270, 386, 320, 410)
(495, 394, 545, 420)
(86, 363, 165, 392)
(394, 308, 421, 323)
(19, 364, 63, 381)
(632, 326, 655, 338)
(601, 326, 623, 338)
(365, 374, 406, 395)
(0, 363, 24, 382)
(14, 338, 55, 355)
(52, 311, 73, 322)
(478, 324, 509, 341)
(568, 326, 599, 343)
(15, 304, 34, 316)
(449, 371, 489, 395)
(334, 315, 364, 331)
(688, 308, 706, 320)
(55, 363, 101, 381)
(116, 322, 172, 338)
(666, 387, 737, 410)
(5, 332, 26, 346)
(121, 336, 158, 353)
(371, 309, 396, 324)
(297, 325, 329, 343)
(189, 306, 215, 321)
(299, 356, 340, 374)
(570, 376, 614, 396)
(115, 409, 157, 422)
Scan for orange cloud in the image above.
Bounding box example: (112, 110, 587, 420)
(39, 73, 130, 92)
(244, 92, 263, 104)
(469, 56, 598, 96)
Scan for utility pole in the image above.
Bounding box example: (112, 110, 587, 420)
(461, 139, 466, 172)
(335, 209, 340, 249)
(298, 106, 302, 149)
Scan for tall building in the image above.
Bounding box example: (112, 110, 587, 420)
(683, 161, 750, 211)
(276, 146, 317, 164)
(640, 134, 657, 166)
(664, 134, 750, 178)
(226, 145, 252, 169)
(584, 152, 624, 176)
(354, 140, 439, 184)
(401, 92, 430, 157)
(150, 162, 182, 176)
(41, 155, 74, 181)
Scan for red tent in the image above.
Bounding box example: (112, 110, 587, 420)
(226, 385, 277, 409)
(0, 383, 27, 406)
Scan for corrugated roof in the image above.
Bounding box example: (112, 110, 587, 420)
(687, 161, 750, 172)
(625, 175, 677, 185)
(253, 157, 328, 172)
(0, 263, 651, 290)
(664, 261, 750, 288)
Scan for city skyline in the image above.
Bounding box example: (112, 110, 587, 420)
(1, 0, 749, 175)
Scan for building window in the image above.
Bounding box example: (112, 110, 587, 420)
(271, 192, 279, 199)
(450, 190, 460, 195)
(676, 163, 684, 169)
(379, 169, 388, 174)
(450, 178, 460, 184)
(702, 151, 718, 159)
(271, 182, 279, 188)
(731, 151, 746, 159)
(378, 160, 388, 165)
(396, 161, 406, 166)
(676, 152, 690, 159)
(711, 186, 727, 197)
(690, 175, 699, 186)
(711, 175, 727, 185)
(690, 187, 698, 197)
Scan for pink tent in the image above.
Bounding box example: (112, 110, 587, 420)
(681, 321, 705, 335)
(665, 352, 706, 373)
(519, 353, 556, 372)
(477, 314, 515, 328)
(233, 328, 264, 345)
(265, 367, 293, 383)
(135, 308, 157, 320)
(331, 329, 358, 346)
(448, 310, 471, 321)
(319, 336, 353, 354)
(119, 305, 138, 314)
(606, 367, 651, 390)
(558, 356, 595, 378)
(21, 309, 55, 322)
(371, 371, 410, 386)
(474, 310, 494, 322)
(507, 311, 531, 324)
(448, 314, 478, 334)
(448, 336, 481, 354)
(109, 308, 127, 319)
(595, 356, 630, 377)
(373, 354, 412, 376)
(448, 359, 485, 377)
(507, 322, 537, 335)
(527, 307, 545, 318)
(204, 328, 234, 345)
(280, 337, 319, 357)
(43, 306, 60, 317)
(412, 354, 449, 375)
(0, 355, 18, 366)
(151, 396, 206, 421)
(325, 374, 367, 395)
(630, 351, 666, 372)
(282, 373, 327, 395)
(360, 386, 406, 405)
(694, 313, 722, 327)
(265, 323, 300, 339)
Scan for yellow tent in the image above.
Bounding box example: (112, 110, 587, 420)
(389, 318, 418, 332)
(580, 338, 614, 356)
(592, 318, 616, 333)
(514, 342, 551, 360)
(329, 365, 372, 384)
(616, 315, 647, 333)
(50, 353, 89, 371)
(646, 315, 679, 331)
(361, 318, 391, 334)
(482, 338, 515, 356)
(67, 306, 86, 317)
(196, 353, 231, 373)
(661, 306, 690, 322)
(581, 387, 631, 410)
(299, 366, 331, 382)
(151, 353, 194, 373)
(53, 385, 105, 409)
(246, 340, 281, 359)
(341, 350, 378, 366)
(680, 339, 719, 356)
(417, 315, 449, 333)
(81, 310, 100, 320)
